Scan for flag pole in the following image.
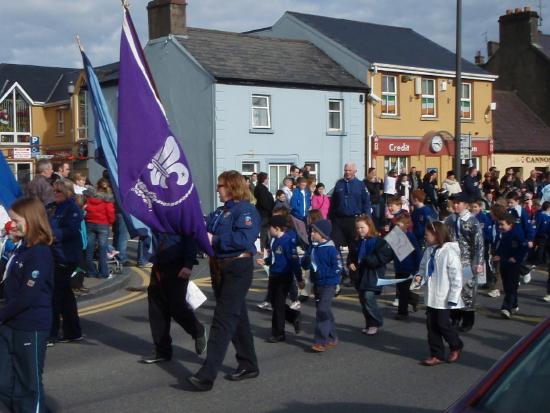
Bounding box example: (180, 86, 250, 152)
(75, 35, 84, 53)
(121, 0, 129, 10)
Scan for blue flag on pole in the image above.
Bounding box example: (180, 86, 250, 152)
(117, 7, 213, 256)
(79, 47, 148, 238)
(0, 151, 22, 209)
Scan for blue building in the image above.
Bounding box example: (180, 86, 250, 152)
(94, 0, 368, 212)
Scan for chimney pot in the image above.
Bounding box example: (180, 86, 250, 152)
(524, 6, 531, 12)
(506, 9, 513, 15)
(514, 8, 522, 13)
(147, 0, 188, 40)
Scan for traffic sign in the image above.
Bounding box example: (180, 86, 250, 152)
(460, 133, 472, 160)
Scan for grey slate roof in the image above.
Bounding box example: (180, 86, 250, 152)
(175, 28, 368, 90)
(537, 33, 550, 60)
(0, 63, 79, 103)
(287, 11, 489, 75)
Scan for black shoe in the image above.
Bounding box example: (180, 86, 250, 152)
(394, 314, 409, 321)
(298, 295, 309, 303)
(57, 336, 85, 343)
(225, 369, 260, 381)
(293, 317, 301, 334)
(140, 353, 171, 364)
(195, 330, 208, 355)
(187, 375, 213, 391)
(266, 335, 285, 343)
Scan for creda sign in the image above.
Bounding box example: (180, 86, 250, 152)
(388, 143, 410, 152)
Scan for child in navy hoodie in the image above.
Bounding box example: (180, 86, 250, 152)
(257, 216, 303, 342)
(493, 213, 528, 319)
(411, 189, 437, 249)
(392, 215, 421, 320)
(301, 219, 341, 352)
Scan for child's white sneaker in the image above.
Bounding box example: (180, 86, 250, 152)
(521, 272, 532, 284)
(257, 301, 272, 311)
(511, 307, 519, 314)
(543, 295, 550, 303)
(487, 289, 500, 298)
(289, 300, 301, 310)
(392, 298, 399, 307)
(366, 327, 378, 335)
(501, 309, 511, 319)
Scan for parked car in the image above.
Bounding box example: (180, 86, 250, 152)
(446, 317, 550, 412)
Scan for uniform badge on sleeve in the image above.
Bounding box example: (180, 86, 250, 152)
(31, 270, 40, 279)
(244, 215, 253, 226)
(27, 280, 35, 287)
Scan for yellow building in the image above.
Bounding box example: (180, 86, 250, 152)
(368, 65, 497, 179)
(0, 64, 88, 187)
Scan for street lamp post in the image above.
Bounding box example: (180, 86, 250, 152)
(454, 0, 462, 180)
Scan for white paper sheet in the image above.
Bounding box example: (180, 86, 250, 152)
(384, 225, 415, 262)
(186, 281, 207, 310)
(377, 275, 413, 287)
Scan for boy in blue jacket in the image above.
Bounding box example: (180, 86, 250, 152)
(257, 216, 303, 343)
(301, 219, 341, 352)
(393, 215, 421, 320)
(493, 214, 529, 319)
(411, 190, 438, 248)
(290, 177, 311, 222)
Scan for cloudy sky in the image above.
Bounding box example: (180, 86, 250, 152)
(0, 0, 547, 68)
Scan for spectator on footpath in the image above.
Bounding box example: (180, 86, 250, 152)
(462, 167, 481, 201)
(249, 173, 258, 192)
(47, 179, 84, 345)
(500, 167, 522, 194)
(51, 162, 71, 184)
(26, 159, 55, 206)
(422, 171, 439, 209)
(442, 171, 462, 196)
(311, 183, 330, 219)
(414, 221, 464, 366)
(364, 167, 383, 227)
(396, 173, 411, 210)
(281, 177, 294, 203)
(84, 178, 115, 278)
(274, 190, 289, 209)
(408, 166, 422, 192)
(524, 170, 540, 197)
(383, 169, 398, 204)
(254, 172, 275, 255)
(288, 165, 301, 184)
(0, 197, 54, 413)
(112, 202, 130, 266)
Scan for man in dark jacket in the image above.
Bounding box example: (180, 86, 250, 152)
(462, 167, 482, 202)
(141, 233, 207, 364)
(254, 172, 275, 254)
(408, 167, 421, 192)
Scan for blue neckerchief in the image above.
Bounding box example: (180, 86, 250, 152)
(358, 237, 377, 262)
(427, 247, 440, 278)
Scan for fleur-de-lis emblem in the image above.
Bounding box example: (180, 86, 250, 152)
(147, 136, 189, 189)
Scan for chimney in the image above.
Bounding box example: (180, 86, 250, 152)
(498, 8, 539, 47)
(147, 0, 188, 40)
(474, 50, 485, 65)
(487, 41, 500, 58)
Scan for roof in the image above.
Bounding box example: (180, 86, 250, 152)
(493, 90, 550, 154)
(286, 11, 490, 76)
(0, 63, 79, 103)
(175, 28, 368, 91)
(536, 33, 550, 60)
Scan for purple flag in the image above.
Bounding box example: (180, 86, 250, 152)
(117, 8, 213, 256)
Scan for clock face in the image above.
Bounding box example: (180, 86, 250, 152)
(431, 136, 443, 152)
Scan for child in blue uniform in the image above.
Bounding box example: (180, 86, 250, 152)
(411, 189, 438, 249)
(257, 216, 303, 342)
(471, 199, 494, 289)
(0, 197, 54, 413)
(301, 219, 340, 352)
(493, 213, 528, 319)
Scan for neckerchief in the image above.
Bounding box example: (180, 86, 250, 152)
(427, 246, 440, 278)
(358, 237, 377, 263)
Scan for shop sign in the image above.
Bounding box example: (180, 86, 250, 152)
(13, 147, 31, 159)
(374, 138, 421, 155)
(520, 156, 550, 163)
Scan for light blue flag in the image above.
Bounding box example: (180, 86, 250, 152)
(80, 48, 148, 238)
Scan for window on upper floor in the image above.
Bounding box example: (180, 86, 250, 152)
(461, 83, 472, 120)
(77, 90, 88, 140)
(0, 90, 31, 145)
(56, 109, 65, 135)
(382, 75, 397, 115)
(251, 94, 271, 129)
(421, 78, 436, 117)
(328, 99, 343, 132)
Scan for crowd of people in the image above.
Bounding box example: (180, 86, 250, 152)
(1, 159, 550, 408)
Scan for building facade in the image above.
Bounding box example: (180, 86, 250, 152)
(0, 64, 88, 187)
(254, 11, 497, 178)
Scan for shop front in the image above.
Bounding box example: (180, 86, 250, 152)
(492, 154, 550, 180)
(372, 131, 492, 178)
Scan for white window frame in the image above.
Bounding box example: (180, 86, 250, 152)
(384, 156, 409, 175)
(8, 161, 33, 184)
(421, 78, 436, 117)
(381, 75, 398, 115)
(460, 83, 472, 120)
(77, 90, 88, 140)
(268, 163, 292, 194)
(241, 161, 260, 178)
(56, 109, 65, 135)
(0, 89, 32, 145)
(328, 99, 343, 132)
(251, 94, 271, 129)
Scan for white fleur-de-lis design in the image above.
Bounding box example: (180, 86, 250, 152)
(147, 136, 189, 189)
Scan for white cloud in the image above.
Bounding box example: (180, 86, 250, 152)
(0, 0, 547, 68)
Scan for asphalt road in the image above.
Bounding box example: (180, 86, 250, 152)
(42, 260, 549, 413)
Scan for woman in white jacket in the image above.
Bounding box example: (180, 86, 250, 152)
(413, 221, 464, 366)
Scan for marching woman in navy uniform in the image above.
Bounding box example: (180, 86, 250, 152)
(188, 171, 260, 391)
(0, 197, 54, 413)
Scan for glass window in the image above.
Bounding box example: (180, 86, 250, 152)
(241, 161, 259, 177)
(56, 109, 65, 135)
(269, 164, 291, 194)
(384, 156, 408, 175)
(8, 162, 33, 189)
(77, 90, 88, 140)
(328, 99, 343, 131)
(382, 75, 397, 115)
(421, 78, 436, 117)
(304, 161, 320, 182)
(0, 89, 32, 144)
(252, 95, 271, 128)
(461, 83, 472, 119)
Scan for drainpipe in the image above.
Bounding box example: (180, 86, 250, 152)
(367, 66, 376, 169)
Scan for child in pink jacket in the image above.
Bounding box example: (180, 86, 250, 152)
(311, 183, 331, 219)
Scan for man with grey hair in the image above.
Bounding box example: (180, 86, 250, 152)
(26, 159, 55, 205)
(329, 162, 371, 284)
